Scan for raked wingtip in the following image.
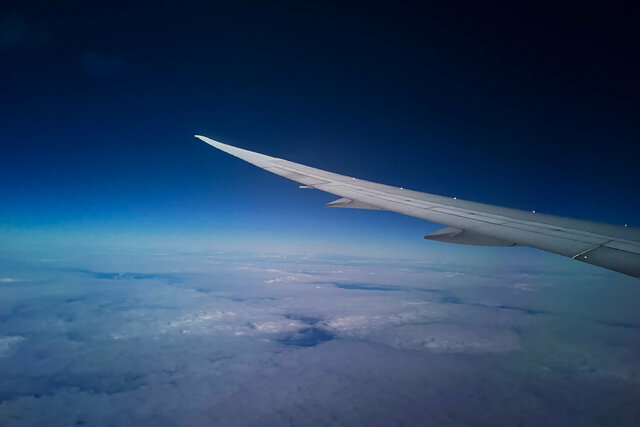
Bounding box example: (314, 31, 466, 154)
(194, 134, 220, 146)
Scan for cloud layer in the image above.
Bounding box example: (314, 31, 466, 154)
(1, 247, 639, 425)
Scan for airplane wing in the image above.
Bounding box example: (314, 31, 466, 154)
(196, 135, 640, 278)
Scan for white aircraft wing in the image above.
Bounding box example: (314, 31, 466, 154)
(196, 135, 640, 278)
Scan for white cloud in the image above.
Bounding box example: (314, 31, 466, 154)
(264, 275, 301, 284)
(0, 248, 638, 425)
(0, 335, 25, 357)
(511, 282, 537, 292)
(249, 319, 306, 334)
(373, 324, 520, 353)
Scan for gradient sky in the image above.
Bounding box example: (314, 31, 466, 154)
(2, 2, 640, 425)
(1, 1, 639, 259)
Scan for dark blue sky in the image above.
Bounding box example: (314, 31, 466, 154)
(1, 1, 638, 251)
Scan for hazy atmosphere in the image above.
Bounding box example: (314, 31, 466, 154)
(1, 1, 639, 425)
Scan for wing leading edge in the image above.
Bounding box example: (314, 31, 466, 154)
(196, 135, 640, 279)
